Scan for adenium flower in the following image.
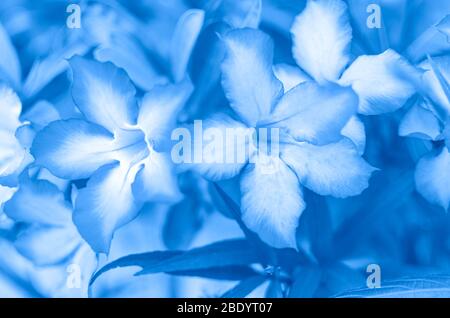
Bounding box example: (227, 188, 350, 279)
(282, 0, 417, 116)
(31, 57, 193, 253)
(188, 28, 377, 248)
(399, 55, 450, 210)
(4, 175, 97, 297)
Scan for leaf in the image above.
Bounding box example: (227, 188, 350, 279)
(221, 275, 267, 298)
(91, 239, 261, 285)
(335, 276, 450, 298)
(170, 266, 258, 281)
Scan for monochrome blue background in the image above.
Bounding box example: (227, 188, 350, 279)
(1, 0, 450, 298)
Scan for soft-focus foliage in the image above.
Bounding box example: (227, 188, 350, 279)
(1, 0, 450, 298)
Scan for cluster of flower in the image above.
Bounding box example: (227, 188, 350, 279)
(1, 0, 450, 298)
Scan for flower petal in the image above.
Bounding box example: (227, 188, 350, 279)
(73, 162, 141, 254)
(182, 114, 251, 181)
(132, 150, 182, 203)
(419, 56, 450, 117)
(273, 63, 310, 93)
(341, 116, 366, 155)
(170, 9, 205, 82)
(0, 86, 26, 178)
(69, 56, 139, 132)
(240, 154, 305, 248)
(291, 0, 351, 83)
(138, 78, 193, 151)
(399, 99, 443, 141)
(31, 119, 117, 180)
(339, 50, 417, 115)
(281, 139, 376, 198)
(3, 177, 72, 226)
(268, 81, 358, 145)
(415, 147, 450, 210)
(94, 34, 167, 91)
(221, 28, 284, 126)
(15, 225, 81, 266)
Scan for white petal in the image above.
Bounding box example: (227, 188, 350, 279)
(132, 150, 182, 203)
(73, 163, 142, 254)
(268, 81, 358, 145)
(291, 0, 352, 83)
(415, 147, 450, 210)
(399, 99, 443, 141)
(340, 50, 418, 115)
(341, 116, 366, 155)
(0, 86, 26, 177)
(221, 28, 284, 126)
(184, 114, 251, 181)
(273, 63, 310, 93)
(281, 139, 376, 198)
(240, 154, 305, 248)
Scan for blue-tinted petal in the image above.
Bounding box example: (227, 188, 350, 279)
(0, 86, 27, 178)
(21, 101, 60, 131)
(340, 50, 418, 115)
(0, 22, 20, 88)
(415, 147, 450, 210)
(291, 0, 351, 84)
(15, 225, 80, 267)
(132, 150, 182, 203)
(138, 78, 193, 150)
(207, 0, 262, 28)
(4, 177, 72, 226)
(69, 56, 139, 132)
(73, 163, 142, 254)
(281, 139, 377, 198)
(268, 82, 358, 145)
(240, 154, 305, 248)
(22, 43, 89, 99)
(273, 63, 310, 93)
(418, 56, 450, 117)
(341, 116, 366, 155)
(399, 99, 443, 141)
(170, 9, 205, 82)
(221, 28, 284, 126)
(182, 114, 251, 181)
(31, 119, 117, 180)
(94, 34, 166, 91)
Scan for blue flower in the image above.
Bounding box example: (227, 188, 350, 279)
(399, 55, 450, 210)
(288, 0, 418, 116)
(187, 28, 377, 248)
(31, 56, 193, 253)
(3, 174, 97, 297)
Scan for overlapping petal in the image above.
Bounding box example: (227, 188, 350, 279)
(281, 139, 376, 198)
(240, 154, 305, 248)
(73, 163, 142, 254)
(399, 99, 443, 141)
(31, 119, 117, 180)
(415, 147, 450, 210)
(339, 50, 418, 115)
(183, 114, 252, 181)
(132, 150, 182, 203)
(138, 78, 193, 150)
(268, 81, 358, 145)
